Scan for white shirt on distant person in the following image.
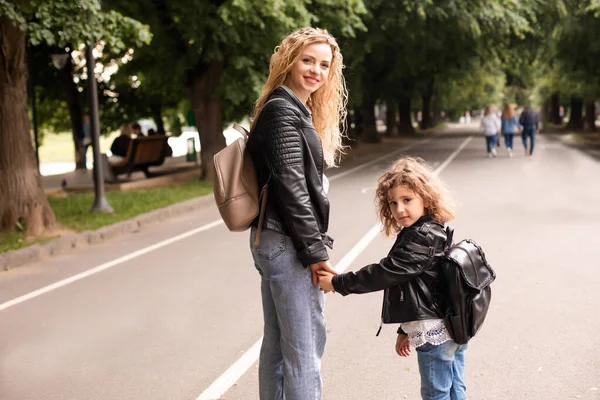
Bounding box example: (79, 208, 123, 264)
(480, 115, 500, 136)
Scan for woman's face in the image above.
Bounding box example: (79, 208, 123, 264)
(285, 42, 333, 104)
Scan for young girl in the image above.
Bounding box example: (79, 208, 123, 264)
(318, 157, 468, 400)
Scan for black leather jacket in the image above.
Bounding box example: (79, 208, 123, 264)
(247, 87, 332, 266)
(332, 216, 447, 326)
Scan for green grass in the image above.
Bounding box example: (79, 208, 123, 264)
(0, 180, 213, 254)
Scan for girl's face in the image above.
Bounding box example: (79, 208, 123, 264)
(285, 42, 332, 104)
(387, 185, 426, 228)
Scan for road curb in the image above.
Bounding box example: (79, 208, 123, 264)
(0, 194, 215, 271)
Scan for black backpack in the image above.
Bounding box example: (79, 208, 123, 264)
(416, 226, 496, 345)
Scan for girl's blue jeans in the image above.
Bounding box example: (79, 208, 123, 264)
(250, 227, 326, 400)
(416, 340, 468, 400)
(485, 134, 497, 153)
(503, 132, 514, 149)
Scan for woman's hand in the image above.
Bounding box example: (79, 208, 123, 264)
(395, 334, 411, 357)
(309, 260, 337, 285)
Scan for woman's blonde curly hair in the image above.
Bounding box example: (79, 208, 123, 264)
(376, 157, 456, 236)
(252, 27, 348, 167)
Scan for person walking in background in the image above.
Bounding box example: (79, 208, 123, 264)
(501, 104, 522, 158)
(519, 104, 539, 156)
(318, 157, 468, 400)
(480, 106, 500, 158)
(246, 27, 347, 400)
(81, 113, 92, 167)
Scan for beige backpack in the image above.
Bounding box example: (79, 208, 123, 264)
(212, 98, 284, 245)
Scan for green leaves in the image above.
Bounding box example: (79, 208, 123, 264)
(1, 0, 151, 50)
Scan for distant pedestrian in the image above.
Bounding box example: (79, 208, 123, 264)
(480, 106, 500, 158)
(81, 114, 92, 167)
(501, 104, 522, 157)
(519, 105, 539, 156)
(318, 157, 468, 400)
(246, 27, 347, 400)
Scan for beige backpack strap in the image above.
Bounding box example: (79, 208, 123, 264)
(233, 123, 249, 139)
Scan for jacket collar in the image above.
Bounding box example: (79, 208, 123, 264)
(398, 215, 443, 236)
(413, 215, 443, 227)
(271, 86, 312, 118)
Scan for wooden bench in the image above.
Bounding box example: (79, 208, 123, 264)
(103, 136, 168, 182)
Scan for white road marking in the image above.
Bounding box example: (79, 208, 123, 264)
(0, 220, 224, 311)
(196, 339, 262, 400)
(0, 140, 428, 311)
(327, 139, 430, 181)
(434, 136, 472, 175)
(195, 135, 472, 400)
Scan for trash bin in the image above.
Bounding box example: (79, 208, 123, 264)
(186, 137, 197, 163)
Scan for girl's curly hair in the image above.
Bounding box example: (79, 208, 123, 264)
(376, 157, 455, 236)
(251, 27, 348, 167)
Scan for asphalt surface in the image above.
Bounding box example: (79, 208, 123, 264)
(1, 129, 599, 400)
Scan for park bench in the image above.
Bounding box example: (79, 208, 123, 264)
(103, 135, 169, 182)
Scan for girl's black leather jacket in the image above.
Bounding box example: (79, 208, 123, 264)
(332, 216, 448, 325)
(247, 87, 332, 266)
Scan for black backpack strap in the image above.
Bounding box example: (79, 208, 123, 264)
(415, 276, 445, 318)
(445, 226, 454, 248)
(403, 242, 444, 257)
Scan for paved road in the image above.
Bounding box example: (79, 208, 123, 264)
(1, 131, 599, 400)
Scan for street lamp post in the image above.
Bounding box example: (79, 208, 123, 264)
(85, 13, 113, 214)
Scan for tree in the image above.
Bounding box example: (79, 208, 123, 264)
(0, 0, 149, 236)
(108, 0, 365, 180)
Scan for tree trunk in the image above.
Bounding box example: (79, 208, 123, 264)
(58, 53, 85, 169)
(0, 19, 56, 235)
(385, 101, 397, 137)
(585, 101, 596, 131)
(566, 96, 584, 131)
(550, 92, 561, 125)
(187, 60, 226, 181)
(420, 93, 432, 130)
(151, 103, 166, 135)
(397, 96, 414, 134)
(360, 97, 379, 143)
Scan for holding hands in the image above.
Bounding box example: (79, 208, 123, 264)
(317, 270, 336, 293)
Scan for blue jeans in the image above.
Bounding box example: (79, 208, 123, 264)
(503, 133, 514, 149)
(416, 340, 468, 400)
(522, 128, 535, 155)
(250, 227, 326, 400)
(484, 135, 497, 153)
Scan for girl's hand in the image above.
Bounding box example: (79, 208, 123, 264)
(395, 334, 411, 357)
(317, 271, 335, 292)
(310, 260, 337, 285)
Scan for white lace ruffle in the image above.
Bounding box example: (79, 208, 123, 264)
(400, 319, 451, 348)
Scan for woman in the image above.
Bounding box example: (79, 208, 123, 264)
(246, 27, 347, 400)
(480, 106, 500, 158)
(500, 104, 521, 157)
